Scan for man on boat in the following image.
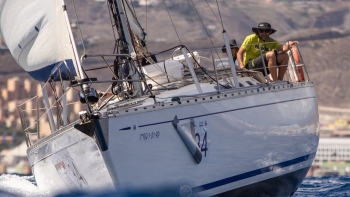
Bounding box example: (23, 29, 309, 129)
(221, 39, 266, 83)
(237, 22, 298, 81)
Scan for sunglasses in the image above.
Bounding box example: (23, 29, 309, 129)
(258, 29, 271, 33)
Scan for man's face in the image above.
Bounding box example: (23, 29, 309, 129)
(258, 29, 271, 41)
(231, 48, 238, 57)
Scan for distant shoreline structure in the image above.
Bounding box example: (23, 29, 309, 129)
(319, 106, 350, 114)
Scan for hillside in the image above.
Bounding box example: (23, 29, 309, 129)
(60, 0, 350, 43)
(0, 0, 349, 107)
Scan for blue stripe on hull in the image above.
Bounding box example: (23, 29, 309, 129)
(217, 167, 310, 197)
(193, 153, 315, 193)
(27, 59, 76, 82)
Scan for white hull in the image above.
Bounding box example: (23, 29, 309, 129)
(27, 124, 114, 195)
(3, 0, 318, 195)
(27, 81, 319, 196)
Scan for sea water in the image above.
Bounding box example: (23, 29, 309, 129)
(294, 176, 350, 197)
(1, 174, 350, 197)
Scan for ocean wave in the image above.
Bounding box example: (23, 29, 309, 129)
(2, 174, 350, 197)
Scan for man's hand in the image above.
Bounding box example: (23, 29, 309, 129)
(286, 41, 299, 46)
(281, 41, 299, 52)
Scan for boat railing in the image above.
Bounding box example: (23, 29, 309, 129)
(17, 78, 86, 146)
(77, 43, 310, 93)
(287, 44, 309, 82)
(187, 42, 310, 84)
(17, 43, 311, 146)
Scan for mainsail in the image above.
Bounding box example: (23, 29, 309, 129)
(0, 0, 78, 82)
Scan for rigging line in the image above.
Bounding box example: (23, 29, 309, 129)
(125, 0, 148, 49)
(71, 0, 86, 55)
(129, 0, 137, 17)
(122, 0, 149, 81)
(108, 1, 123, 53)
(162, 0, 182, 45)
(121, 0, 137, 52)
(182, 46, 229, 89)
(204, 0, 222, 28)
(24, 86, 75, 131)
(101, 55, 118, 80)
(97, 84, 114, 111)
(125, 0, 144, 30)
(59, 77, 71, 124)
(49, 81, 63, 126)
(107, 0, 117, 42)
(84, 45, 182, 72)
(188, 0, 233, 86)
(128, 0, 144, 31)
(216, 0, 224, 30)
(146, 0, 148, 32)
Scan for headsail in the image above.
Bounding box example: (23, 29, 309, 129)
(122, 0, 155, 65)
(124, 0, 146, 40)
(0, 0, 78, 82)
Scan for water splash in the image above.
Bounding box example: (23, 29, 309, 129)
(0, 174, 183, 197)
(0, 174, 50, 197)
(2, 174, 350, 197)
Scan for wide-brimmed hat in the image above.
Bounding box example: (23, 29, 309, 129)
(222, 39, 239, 53)
(252, 22, 276, 34)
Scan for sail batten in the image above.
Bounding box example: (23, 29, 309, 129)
(0, 0, 78, 82)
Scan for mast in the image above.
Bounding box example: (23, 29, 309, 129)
(111, 0, 143, 97)
(61, 0, 85, 80)
(114, 0, 134, 56)
(223, 31, 239, 88)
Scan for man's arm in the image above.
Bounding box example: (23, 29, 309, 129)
(278, 41, 299, 52)
(237, 47, 246, 68)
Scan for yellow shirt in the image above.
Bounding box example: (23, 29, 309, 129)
(241, 34, 280, 66)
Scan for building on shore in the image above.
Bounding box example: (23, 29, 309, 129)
(307, 108, 350, 177)
(0, 77, 83, 137)
(311, 138, 350, 176)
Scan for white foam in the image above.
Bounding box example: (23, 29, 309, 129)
(0, 174, 50, 197)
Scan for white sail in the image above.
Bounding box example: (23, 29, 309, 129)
(0, 0, 78, 81)
(124, 0, 146, 39)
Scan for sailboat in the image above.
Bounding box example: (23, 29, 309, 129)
(0, 0, 319, 196)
